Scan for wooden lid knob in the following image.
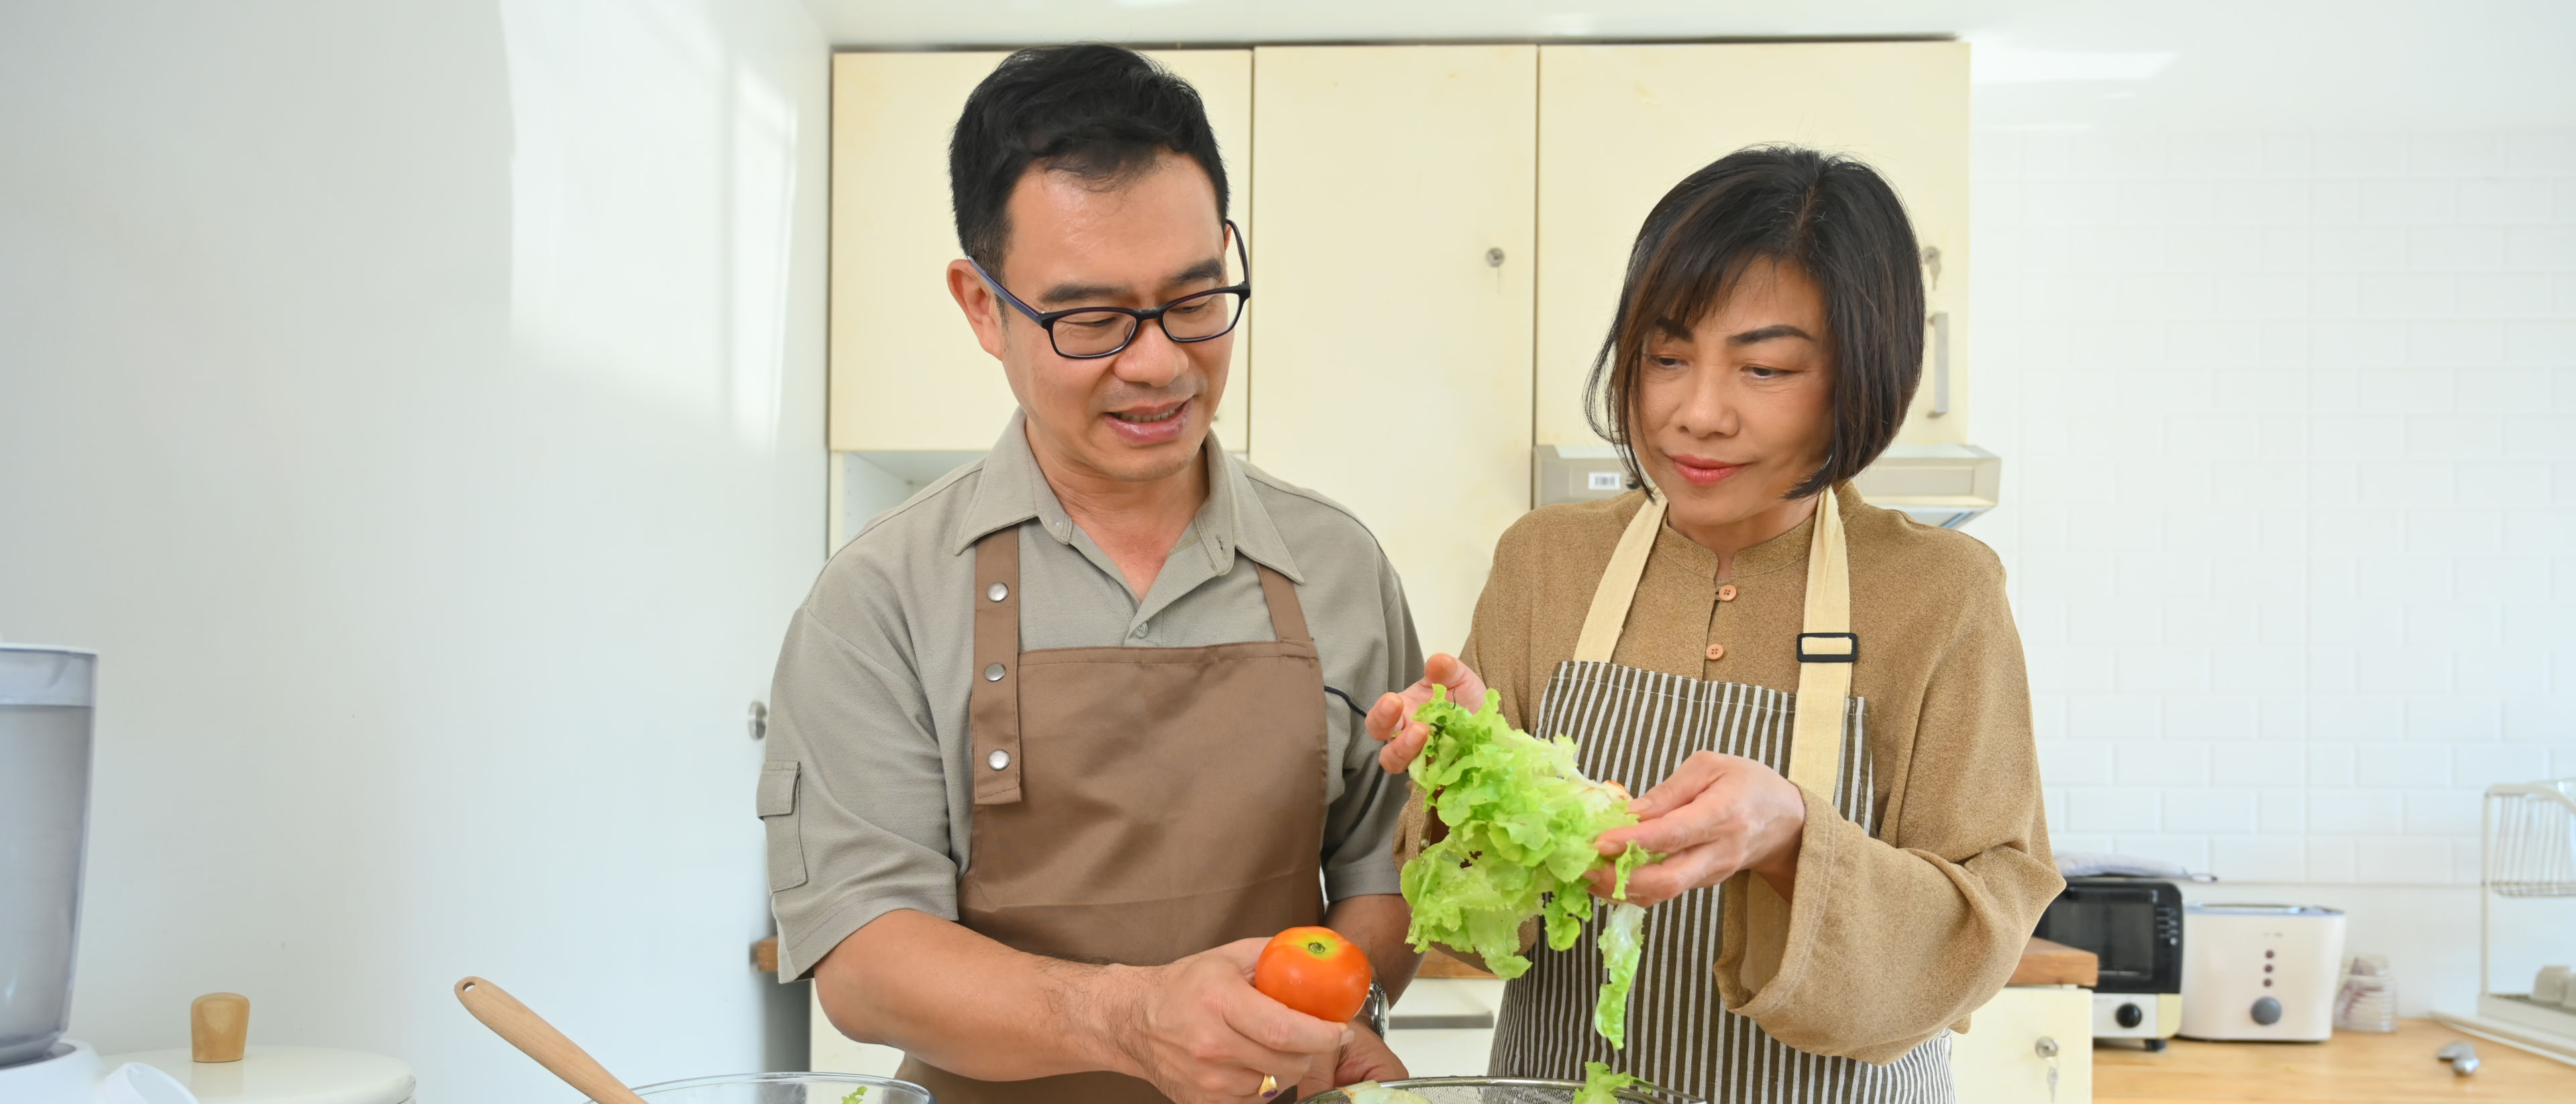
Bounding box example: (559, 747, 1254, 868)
(192, 992, 250, 1062)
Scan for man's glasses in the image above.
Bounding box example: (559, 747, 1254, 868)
(968, 221, 1250, 360)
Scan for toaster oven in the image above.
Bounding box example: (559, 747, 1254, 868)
(2033, 877, 2185, 1046)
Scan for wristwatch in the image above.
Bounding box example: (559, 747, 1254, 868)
(1359, 982, 1391, 1038)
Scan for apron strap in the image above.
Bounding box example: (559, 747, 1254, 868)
(1572, 495, 1667, 663)
(1784, 486, 1851, 797)
(970, 527, 1025, 806)
(1253, 563, 1312, 645)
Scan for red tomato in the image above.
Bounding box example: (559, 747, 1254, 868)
(1252, 926, 1373, 1023)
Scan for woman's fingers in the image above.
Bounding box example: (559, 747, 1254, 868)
(1627, 751, 1729, 817)
(1597, 751, 1732, 854)
(1615, 844, 1737, 907)
(1421, 653, 1487, 707)
(1592, 754, 1809, 901)
(1365, 692, 1407, 741)
(1368, 655, 1491, 774)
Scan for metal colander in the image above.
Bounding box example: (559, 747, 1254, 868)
(1303, 1077, 1701, 1104)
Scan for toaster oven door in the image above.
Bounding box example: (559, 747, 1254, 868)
(2037, 879, 2183, 994)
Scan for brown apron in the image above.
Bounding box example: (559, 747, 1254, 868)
(898, 525, 1330, 1104)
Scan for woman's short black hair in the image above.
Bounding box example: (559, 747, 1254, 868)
(1587, 145, 1926, 500)
(950, 44, 1228, 272)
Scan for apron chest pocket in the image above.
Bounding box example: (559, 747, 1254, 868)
(757, 761, 807, 891)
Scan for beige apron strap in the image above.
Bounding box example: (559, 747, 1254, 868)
(1742, 487, 1854, 995)
(1253, 563, 1312, 645)
(1573, 494, 1668, 663)
(970, 528, 1024, 806)
(1784, 486, 1853, 797)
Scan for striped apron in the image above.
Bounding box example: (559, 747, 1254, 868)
(1487, 488, 1953, 1103)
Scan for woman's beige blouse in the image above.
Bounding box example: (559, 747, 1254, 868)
(1430, 488, 2063, 1064)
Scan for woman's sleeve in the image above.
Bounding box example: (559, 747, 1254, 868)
(1459, 514, 1541, 731)
(1711, 556, 2065, 1064)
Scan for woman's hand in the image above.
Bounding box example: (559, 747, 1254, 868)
(1364, 653, 1487, 773)
(1587, 751, 1808, 907)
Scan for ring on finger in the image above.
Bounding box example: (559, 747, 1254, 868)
(1258, 1074, 1284, 1100)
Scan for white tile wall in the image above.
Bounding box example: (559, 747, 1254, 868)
(1970, 127, 2576, 887)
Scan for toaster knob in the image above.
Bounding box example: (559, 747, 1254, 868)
(2115, 1002, 2145, 1029)
(2251, 997, 2282, 1026)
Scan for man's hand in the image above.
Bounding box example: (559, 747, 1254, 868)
(1106, 938, 1352, 1104)
(1586, 751, 1808, 906)
(1366, 653, 1489, 773)
(1298, 1024, 1407, 1098)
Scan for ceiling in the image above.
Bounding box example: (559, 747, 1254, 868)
(794, 0, 2576, 129)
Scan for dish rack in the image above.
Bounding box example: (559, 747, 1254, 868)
(2432, 777, 2576, 1065)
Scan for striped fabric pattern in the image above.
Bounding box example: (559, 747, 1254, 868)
(1487, 661, 1954, 1103)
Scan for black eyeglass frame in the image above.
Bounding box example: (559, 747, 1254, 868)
(967, 220, 1251, 360)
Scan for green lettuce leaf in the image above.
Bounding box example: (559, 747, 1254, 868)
(1593, 901, 1646, 1048)
(1398, 687, 1643, 979)
(1572, 1062, 1645, 1104)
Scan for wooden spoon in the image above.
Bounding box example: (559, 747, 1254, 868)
(455, 977, 652, 1104)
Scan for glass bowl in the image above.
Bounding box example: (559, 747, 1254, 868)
(594, 1072, 936, 1104)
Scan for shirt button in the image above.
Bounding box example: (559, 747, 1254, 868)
(1718, 584, 1738, 602)
(1705, 643, 1726, 661)
(987, 749, 1011, 771)
(983, 663, 1006, 682)
(1132, 622, 1148, 639)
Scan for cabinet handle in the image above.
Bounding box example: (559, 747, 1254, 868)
(1929, 311, 1951, 418)
(1485, 247, 1506, 268)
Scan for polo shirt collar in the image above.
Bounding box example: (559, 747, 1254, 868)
(950, 412, 1306, 585)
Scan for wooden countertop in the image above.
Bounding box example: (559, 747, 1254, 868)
(1426, 934, 2097, 983)
(2096, 1019, 2576, 1103)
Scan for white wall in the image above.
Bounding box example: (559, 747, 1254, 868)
(0, 0, 829, 1097)
(1968, 125, 2576, 1012)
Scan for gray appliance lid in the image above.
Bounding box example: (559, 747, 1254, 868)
(2188, 903, 2344, 917)
(0, 645, 97, 706)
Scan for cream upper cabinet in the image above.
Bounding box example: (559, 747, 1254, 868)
(1534, 42, 1972, 448)
(828, 50, 1253, 452)
(1246, 45, 1536, 656)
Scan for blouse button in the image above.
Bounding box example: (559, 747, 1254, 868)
(1718, 584, 1738, 602)
(1705, 643, 1726, 661)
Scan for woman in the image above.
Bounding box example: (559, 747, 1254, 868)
(1368, 146, 2062, 1102)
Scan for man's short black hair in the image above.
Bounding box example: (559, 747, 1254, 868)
(1587, 145, 1927, 499)
(950, 44, 1228, 272)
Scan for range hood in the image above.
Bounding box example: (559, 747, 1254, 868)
(1532, 443, 2001, 529)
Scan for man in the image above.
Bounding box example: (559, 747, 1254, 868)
(761, 44, 1423, 1104)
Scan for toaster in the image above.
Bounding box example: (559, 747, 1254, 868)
(2033, 877, 2186, 1046)
(2179, 903, 2347, 1041)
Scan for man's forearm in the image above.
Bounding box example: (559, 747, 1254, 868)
(1322, 893, 1420, 1004)
(814, 909, 1142, 1082)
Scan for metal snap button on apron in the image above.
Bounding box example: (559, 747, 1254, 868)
(983, 663, 1005, 681)
(987, 582, 1008, 602)
(987, 749, 1010, 771)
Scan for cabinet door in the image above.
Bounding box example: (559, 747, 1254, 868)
(828, 50, 1253, 451)
(1247, 45, 1536, 655)
(1949, 985, 2092, 1104)
(1534, 42, 1970, 449)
